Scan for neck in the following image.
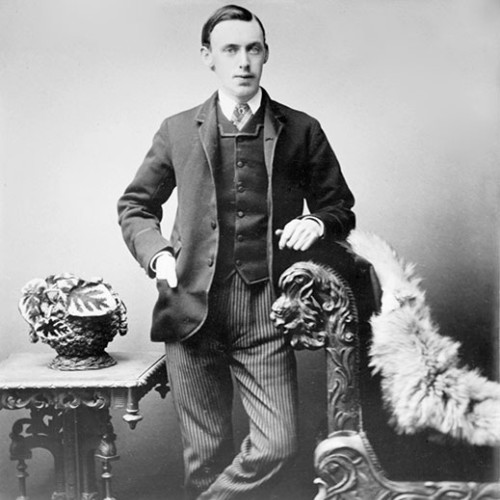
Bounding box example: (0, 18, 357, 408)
(220, 88, 260, 104)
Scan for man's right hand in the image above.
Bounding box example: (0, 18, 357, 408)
(155, 252, 178, 288)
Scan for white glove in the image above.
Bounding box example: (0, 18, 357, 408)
(154, 252, 178, 288)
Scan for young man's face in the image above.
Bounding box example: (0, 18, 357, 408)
(201, 19, 268, 103)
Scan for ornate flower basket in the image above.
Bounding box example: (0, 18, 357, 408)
(19, 274, 128, 370)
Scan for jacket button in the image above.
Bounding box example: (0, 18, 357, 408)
(236, 160, 244, 168)
(208, 258, 214, 267)
(237, 185, 245, 193)
(237, 234, 244, 242)
(211, 220, 217, 229)
(235, 259, 242, 266)
(237, 210, 244, 218)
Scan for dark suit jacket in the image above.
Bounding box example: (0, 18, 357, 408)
(118, 90, 355, 342)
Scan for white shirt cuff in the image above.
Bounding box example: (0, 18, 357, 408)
(302, 216, 325, 238)
(149, 250, 172, 273)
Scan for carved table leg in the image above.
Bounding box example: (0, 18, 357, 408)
(15, 460, 30, 500)
(61, 409, 81, 500)
(78, 406, 104, 500)
(9, 418, 32, 500)
(51, 452, 67, 500)
(94, 410, 119, 500)
(80, 449, 99, 500)
(122, 388, 142, 430)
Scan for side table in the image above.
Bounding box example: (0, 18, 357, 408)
(0, 351, 169, 500)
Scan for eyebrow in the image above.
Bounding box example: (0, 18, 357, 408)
(222, 42, 264, 50)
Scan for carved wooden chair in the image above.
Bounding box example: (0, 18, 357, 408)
(271, 239, 500, 500)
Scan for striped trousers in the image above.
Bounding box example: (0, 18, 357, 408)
(164, 273, 299, 500)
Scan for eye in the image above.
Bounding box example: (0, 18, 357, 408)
(249, 45, 262, 55)
(224, 46, 237, 54)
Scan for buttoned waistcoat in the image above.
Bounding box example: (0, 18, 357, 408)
(118, 90, 355, 342)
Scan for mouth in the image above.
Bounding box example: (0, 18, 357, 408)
(234, 74, 254, 80)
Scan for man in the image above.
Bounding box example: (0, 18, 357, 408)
(118, 5, 355, 499)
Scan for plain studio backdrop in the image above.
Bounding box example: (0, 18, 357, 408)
(0, 1, 498, 499)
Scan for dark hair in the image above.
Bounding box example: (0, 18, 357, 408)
(201, 4, 267, 48)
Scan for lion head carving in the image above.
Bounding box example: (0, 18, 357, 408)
(270, 261, 356, 350)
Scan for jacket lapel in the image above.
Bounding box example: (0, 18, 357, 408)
(196, 92, 219, 177)
(263, 91, 285, 176)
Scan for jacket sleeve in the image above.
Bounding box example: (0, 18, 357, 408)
(117, 120, 176, 276)
(304, 119, 355, 240)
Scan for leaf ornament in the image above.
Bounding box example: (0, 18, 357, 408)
(67, 284, 117, 317)
(18, 278, 48, 328)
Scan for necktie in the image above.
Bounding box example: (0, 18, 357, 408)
(231, 103, 252, 131)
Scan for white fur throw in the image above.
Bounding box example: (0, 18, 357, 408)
(347, 230, 500, 446)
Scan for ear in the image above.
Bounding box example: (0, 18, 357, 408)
(200, 46, 214, 70)
(263, 45, 269, 64)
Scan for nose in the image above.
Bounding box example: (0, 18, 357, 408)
(238, 49, 250, 69)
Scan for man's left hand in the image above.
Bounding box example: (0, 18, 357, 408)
(275, 218, 323, 251)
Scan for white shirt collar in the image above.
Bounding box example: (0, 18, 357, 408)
(217, 88, 262, 121)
